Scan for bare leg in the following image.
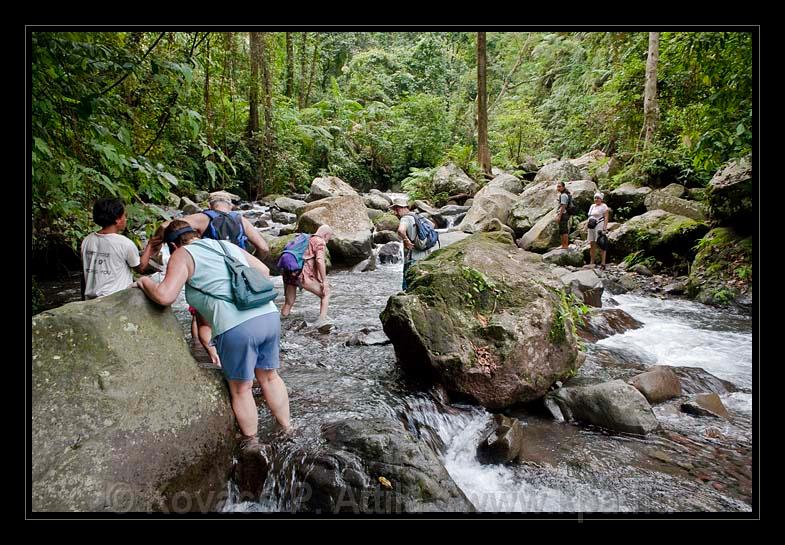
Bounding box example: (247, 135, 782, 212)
(561, 233, 569, 249)
(228, 379, 258, 436)
(190, 316, 198, 343)
(301, 277, 329, 321)
(601, 248, 607, 266)
(281, 284, 297, 317)
(255, 369, 291, 431)
(196, 313, 220, 366)
(589, 241, 596, 266)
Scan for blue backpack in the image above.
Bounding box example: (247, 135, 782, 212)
(409, 213, 440, 251)
(277, 233, 312, 271)
(202, 209, 248, 249)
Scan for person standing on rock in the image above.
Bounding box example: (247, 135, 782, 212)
(143, 191, 271, 367)
(278, 225, 334, 332)
(556, 181, 573, 250)
(81, 197, 157, 300)
(587, 192, 610, 270)
(135, 220, 291, 448)
(389, 197, 435, 290)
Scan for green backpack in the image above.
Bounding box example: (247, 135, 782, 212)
(188, 240, 277, 310)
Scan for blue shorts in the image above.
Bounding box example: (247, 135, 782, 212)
(213, 313, 281, 381)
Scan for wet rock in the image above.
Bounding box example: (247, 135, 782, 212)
(438, 204, 471, 216)
(629, 263, 654, 277)
(432, 163, 479, 197)
(373, 230, 400, 245)
(346, 330, 391, 347)
(668, 367, 738, 396)
(378, 242, 402, 264)
(352, 257, 377, 273)
(577, 308, 643, 343)
(422, 212, 448, 229)
(278, 225, 296, 236)
(547, 380, 660, 435)
(372, 213, 400, 233)
(559, 268, 604, 307)
(476, 414, 526, 465)
(31, 289, 234, 512)
(543, 247, 585, 267)
(180, 196, 201, 215)
(663, 282, 687, 295)
(603, 277, 628, 295)
(619, 274, 640, 292)
(681, 393, 730, 419)
(274, 197, 307, 214)
(271, 210, 297, 224)
(381, 232, 580, 409)
(707, 155, 752, 232)
(254, 218, 270, 228)
(307, 176, 359, 201)
(627, 366, 683, 404)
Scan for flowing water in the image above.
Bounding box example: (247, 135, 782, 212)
(158, 202, 753, 513)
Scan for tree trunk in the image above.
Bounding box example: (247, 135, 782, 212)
(203, 34, 213, 148)
(258, 33, 275, 199)
(285, 32, 294, 98)
(476, 32, 492, 177)
(642, 32, 660, 148)
(304, 37, 319, 107)
(248, 32, 261, 137)
(298, 32, 308, 108)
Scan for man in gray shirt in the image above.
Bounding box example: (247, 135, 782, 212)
(389, 197, 434, 290)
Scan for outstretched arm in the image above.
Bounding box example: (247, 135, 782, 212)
(136, 248, 191, 306)
(242, 217, 270, 258)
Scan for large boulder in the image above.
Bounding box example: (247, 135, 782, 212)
(661, 183, 686, 198)
(369, 189, 393, 204)
(681, 393, 730, 419)
(576, 308, 643, 342)
(546, 380, 660, 435)
(262, 233, 297, 275)
(607, 210, 709, 265)
(644, 190, 708, 221)
(297, 195, 374, 267)
(686, 227, 752, 309)
(380, 231, 581, 409)
(378, 241, 402, 264)
(533, 160, 584, 184)
(542, 247, 584, 267)
(592, 156, 621, 186)
(180, 196, 201, 215)
(363, 193, 392, 211)
(372, 213, 400, 233)
(516, 209, 561, 253)
(627, 366, 683, 404)
(486, 173, 524, 195)
(438, 204, 471, 216)
(307, 176, 359, 202)
(457, 185, 519, 234)
(605, 183, 653, 219)
(508, 180, 597, 237)
(293, 418, 475, 513)
(568, 150, 606, 180)
(31, 289, 235, 512)
(373, 230, 400, 245)
(558, 268, 604, 307)
(707, 155, 752, 232)
(432, 163, 479, 197)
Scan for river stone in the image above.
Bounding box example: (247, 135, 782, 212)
(668, 367, 738, 396)
(413, 200, 437, 215)
(707, 155, 752, 231)
(476, 414, 526, 465)
(559, 268, 604, 307)
(432, 163, 479, 197)
(346, 330, 391, 347)
(438, 204, 471, 216)
(547, 380, 660, 435)
(486, 173, 524, 194)
(378, 242, 402, 264)
(307, 176, 359, 202)
(293, 418, 475, 513)
(367, 208, 384, 221)
(271, 210, 297, 224)
(627, 366, 683, 404)
(576, 308, 643, 343)
(180, 196, 201, 215)
(364, 193, 392, 211)
(275, 197, 307, 214)
(663, 281, 687, 295)
(297, 194, 374, 266)
(542, 247, 584, 267)
(372, 213, 400, 232)
(629, 263, 654, 277)
(533, 160, 583, 184)
(644, 191, 708, 221)
(31, 288, 234, 512)
(373, 230, 400, 245)
(607, 210, 709, 265)
(681, 393, 730, 419)
(352, 257, 377, 273)
(381, 231, 580, 409)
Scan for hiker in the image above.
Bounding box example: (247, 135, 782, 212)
(135, 220, 290, 447)
(389, 197, 438, 290)
(587, 192, 610, 269)
(555, 181, 575, 249)
(143, 191, 270, 365)
(278, 225, 334, 330)
(81, 197, 156, 300)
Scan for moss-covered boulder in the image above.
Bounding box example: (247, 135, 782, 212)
(644, 190, 708, 221)
(32, 288, 235, 512)
(508, 180, 597, 237)
(380, 231, 581, 409)
(372, 213, 400, 233)
(687, 227, 752, 309)
(707, 155, 753, 233)
(297, 194, 373, 266)
(607, 210, 710, 267)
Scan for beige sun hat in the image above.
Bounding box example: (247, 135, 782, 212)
(388, 197, 410, 209)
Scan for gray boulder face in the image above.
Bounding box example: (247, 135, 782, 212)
(661, 183, 686, 198)
(605, 183, 653, 219)
(307, 176, 359, 202)
(364, 193, 392, 211)
(294, 418, 475, 513)
(627, 366, 683, 404)
(681, 393, 730, 419)
(559, 268, 604, 307)
(592, 156, 621, 185)
(432, 163, 479, 197)
(607, 209, 709, 264)
(180, 196, 201, 215)
(438, 204, 471, 216)
(271, 210, 296, 225)
(670, 367, 737, 396)
(366, 207, 384, 221)
(708, 155, 752, 231)
(209, 190, 241, 203)
(542, 247, 584, 267)
(508, 180, 597, 237)
(372, 213, 400, 233)
(378, 241, 402, 264)
(476, 414, 526, 465)
(568, 150, 607, 179)
(576, 308, 643, 343)
(644, 190, 708, 221)
(457, 185, 519, 234)
(275, 196, 307, 214)
(381, 232, 580, 409)
(369, 189, 393, 204)
(517, 209, 560, 253)
(166, 192, 181, 209)
(32, 289, 235, 512)
(194, 190, 210, 203)
(565, 180, 600, 212)
(533, 160, 584, 184)
(373, 230, 400, 245)
(297, 194, 374, 266)
(486, 173, 524, 195)
(413, 200, 438, 215)
(547, 380, 660, 435)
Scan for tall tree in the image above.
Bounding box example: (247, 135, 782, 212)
(248, 31, 261, 136)
(203, 34, 213, 148)
(298, 32, 308, 108)
(285, 32, 294, 99)
(642, 31, 660, 148)
(258, 33, 275, 198)
(476, 32, 492, 177)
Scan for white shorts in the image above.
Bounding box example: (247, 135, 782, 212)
(587, 227, 605, 243)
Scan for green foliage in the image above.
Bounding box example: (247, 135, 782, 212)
(443, 143, 481, 180)
(623, 250, 658, 270)
(549, 288, 585, 345)
(401, 167, 437, 202)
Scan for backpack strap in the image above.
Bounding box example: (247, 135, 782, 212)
(185, 240, 237, 305)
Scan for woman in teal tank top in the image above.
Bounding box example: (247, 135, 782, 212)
(136, 220, 291, 448)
